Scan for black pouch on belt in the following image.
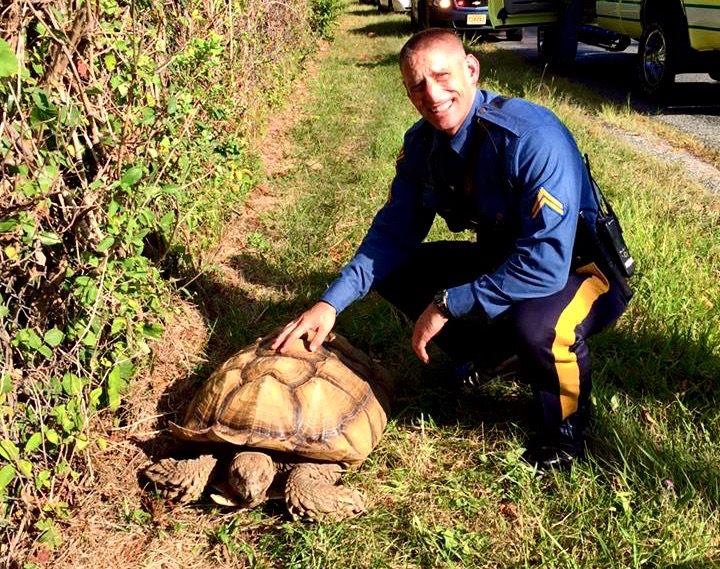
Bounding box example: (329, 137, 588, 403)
(582, 155, 636, 297)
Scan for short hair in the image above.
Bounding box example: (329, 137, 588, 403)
(399, 28, 466, 68)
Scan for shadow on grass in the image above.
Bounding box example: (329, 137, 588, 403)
(143, 244, 720, 510)
(349, 19, 413, 38)
(356, 52, 400, 69)
(347, 5, 383, 18)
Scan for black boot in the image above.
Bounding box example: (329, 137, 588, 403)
(521, 413, 589, 472)
(453, 355, 521, 394)
(521, 439, 584, 471)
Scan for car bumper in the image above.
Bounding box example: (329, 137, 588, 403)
(430, 7, 493, 32)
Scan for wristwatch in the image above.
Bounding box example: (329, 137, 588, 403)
(433, 289, 452, 319)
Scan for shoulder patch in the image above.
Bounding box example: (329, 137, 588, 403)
(531, 187, 564, 218)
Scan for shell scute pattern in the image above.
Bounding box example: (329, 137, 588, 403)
(170, 332, 390, 466)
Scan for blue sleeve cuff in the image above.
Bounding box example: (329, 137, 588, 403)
(320, 278, 360, 315)
(446, 283, 489, 321)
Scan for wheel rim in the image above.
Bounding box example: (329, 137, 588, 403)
(642, 28, 667, 87)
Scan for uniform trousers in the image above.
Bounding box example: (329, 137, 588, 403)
(374, 240, 629, 444)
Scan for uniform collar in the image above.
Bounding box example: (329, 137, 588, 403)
(431, 89, 495, 159)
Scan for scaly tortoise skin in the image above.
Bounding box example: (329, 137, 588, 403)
(144, 330, 391, 520)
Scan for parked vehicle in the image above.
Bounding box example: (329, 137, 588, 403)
(487, 0, 720, 96)
(411, 0, 524, 40)
(377, 0, 412, 13)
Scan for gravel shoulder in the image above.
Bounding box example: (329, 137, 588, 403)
(608, 124, 720, 195)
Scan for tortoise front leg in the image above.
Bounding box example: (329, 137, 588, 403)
(143, 454, 218, 503)
(285, 463, 365, 521)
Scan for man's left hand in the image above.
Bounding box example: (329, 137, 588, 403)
(412, 303, 449, 364)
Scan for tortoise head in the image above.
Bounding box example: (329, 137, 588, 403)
(227, 451, 276, 508)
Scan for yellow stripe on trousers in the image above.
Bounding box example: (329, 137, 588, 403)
(552, 263, 609, 419)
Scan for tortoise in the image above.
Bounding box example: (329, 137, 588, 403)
(143, 329, 391, 520)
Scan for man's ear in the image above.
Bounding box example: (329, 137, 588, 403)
(465, 53, 480, 83)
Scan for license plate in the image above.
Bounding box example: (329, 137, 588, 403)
(466, 13, 487, 25)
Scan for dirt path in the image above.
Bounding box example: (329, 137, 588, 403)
(608, 125, 720, 195)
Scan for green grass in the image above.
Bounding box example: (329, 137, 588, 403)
(173, 4, 719, 567)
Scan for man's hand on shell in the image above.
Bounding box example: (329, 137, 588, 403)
(272, 301, 337, 353)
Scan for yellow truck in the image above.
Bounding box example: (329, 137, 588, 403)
(488, 0, 720, 96)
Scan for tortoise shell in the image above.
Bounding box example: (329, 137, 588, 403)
(171, 331, 391, 466)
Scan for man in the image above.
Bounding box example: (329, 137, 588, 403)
(273, 29, 630, 471)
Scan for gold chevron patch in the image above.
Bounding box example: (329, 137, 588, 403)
(395, 146, 405, 163)
(531, 187, 564, 218)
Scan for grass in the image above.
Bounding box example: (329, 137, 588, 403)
(227, 6, 720, 567)
(51, 4, 719, 568)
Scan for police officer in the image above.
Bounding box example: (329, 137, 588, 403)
(273, 28, 630, 470)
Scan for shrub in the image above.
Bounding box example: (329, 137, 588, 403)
(310, 0, 343, 39)
(0, 0, 316, 557)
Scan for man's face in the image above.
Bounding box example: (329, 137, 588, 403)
(401, 41, 480, 136)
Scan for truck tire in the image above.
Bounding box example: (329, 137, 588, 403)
(506, 29, 523, 41)
(410, 0, 419, 29)
(418, 0, 431, 28)
(637, 21, 678, 97)
(537, 0, 580, 72)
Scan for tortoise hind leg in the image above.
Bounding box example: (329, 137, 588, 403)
(285, 463, 365, 521)
(143, 454, 218, 503)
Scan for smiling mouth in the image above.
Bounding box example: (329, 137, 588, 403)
(430, 99, 453, 114)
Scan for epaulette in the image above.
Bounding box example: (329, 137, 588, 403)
(474, 96, 523, 137)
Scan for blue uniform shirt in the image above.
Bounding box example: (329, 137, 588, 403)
(321, 90, 599, 320)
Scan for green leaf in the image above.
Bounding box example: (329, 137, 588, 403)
(35, 518, 62, 549)
(0, 439, 19, 462)
(25, 432, 43, 454)
(141, 106, 155, 125)
(35, 469, 52, 490)
(0, 218, 19, 232)
(14, 328, 43, 350)
(38, 344, 53, 359)
(107, 365, 128, 412)
(37, 165, 59, 192)
(141, 323, 164, 339)
(120, 166, 143, 187)
(0, 373, 11, 394)
(61, 373, 83, 396)
(37, 231, 62, 246)
(110, 318, 126, 335)
(89, 386, 102, 407)
(0, 39, 19, 77)
(45, 429, 60, 445)
(108, 199, 120, 217)
(74, 435, 89, 451)
(44, 328, 65, 347)
(81, 329, 97, 347)
(117, 359, 134, 379)
(104, 53, 116, 71)
(0, 464, 15, 492)
(96, 236, 115, 252)
(17, 459, 32, 478)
